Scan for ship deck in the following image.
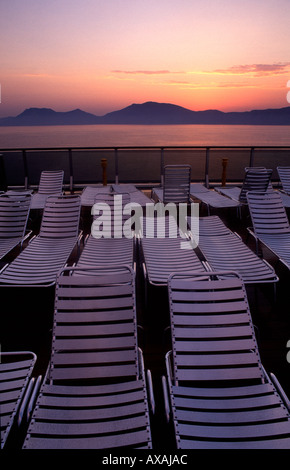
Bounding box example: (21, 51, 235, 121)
(1, 186, 290, 450)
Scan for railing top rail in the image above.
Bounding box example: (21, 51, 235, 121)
(1, 145, 290, 152)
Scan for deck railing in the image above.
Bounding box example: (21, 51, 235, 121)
(0, 145, 289, 191)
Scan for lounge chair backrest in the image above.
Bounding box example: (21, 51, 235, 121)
(163, 165, 191, 204)
(277, 166, 290, 194)
(38, 170, 64, 195)
(239, 168, 272, 203)
(168, 271, 263, 385)
(49, 266, 138, 382)
(247, 190, 290, 235)
(0, 194, 31, 239)
(39, 195, 81, 238)
(92, 191, 131, 238)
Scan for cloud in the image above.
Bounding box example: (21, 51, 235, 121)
(111, 70, 183, 75)
(210, 62, 290, 77)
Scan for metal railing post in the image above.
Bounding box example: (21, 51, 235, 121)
(101, 158, 107, 186)
(221, 158, 228, 187)
(161, 147, 164, 186)
(250, 147, 255, 167)
(205, 147, 210, 188)
(68, 148, 73, 193)
(115, 148, 119, 184)
(23, 149, 28, 189)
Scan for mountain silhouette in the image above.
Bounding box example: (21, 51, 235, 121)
(1, 101, 290, 126)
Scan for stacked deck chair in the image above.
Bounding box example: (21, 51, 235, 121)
(163, 271, 290, 449)
(112, 183, 152, 207)
(215, 167, 273, 208)
(195, 215, 278, 288)
(23, 266, 154, 449)
(277, 166, 290, 208)
(140, 214, 205, 287)
(0, 195, 81, 286)
(29, 170, 64, 210)
(0, 193, 31, 262)
(190, 183, 241, 216)
(247, 190, 290, 270)
(1, 351, 37, 448)
(81, 184, 151, 208)
(80, 185, 111, 207)
(77, 191, 135, 271)
(152, 165, 191, 204)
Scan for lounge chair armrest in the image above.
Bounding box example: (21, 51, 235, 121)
(28, 235, 37, 245)
(77, 230, 83, 245)
(146, 370, 155, 415)
(0, 263, 8, 275)
(22, 230, 33, 244)
(246, 227, 256, 239)
(233, 231, 242, 241)
(26, 375, 42, 423)
(165, 351, 174, 385)
(270, 372, 290, 412)
(202, 260, 212, 272)
(142, 262, 147, 280)
(162, 375, 171, 423)
(17, 375, 41, 427)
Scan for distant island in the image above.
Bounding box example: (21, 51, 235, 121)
(1, 101, 290, 126)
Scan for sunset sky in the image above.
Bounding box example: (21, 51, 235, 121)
(1, 0, 290, 118)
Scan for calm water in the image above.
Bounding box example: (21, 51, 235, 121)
(0, 124, 290, 148)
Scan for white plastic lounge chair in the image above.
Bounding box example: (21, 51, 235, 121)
(190, 183, 241, 215)
(112, 183, 152, 207)
(140, 215, 205, 286)
(30, 170, 64, 209)
(152, 165, 191, 204)
(247, 190, 290, 270)
(0, 195, 81, 286)
(196, 215, 278, 286)
(0, 193, 31, 261)
(23, 267, 154, 449)
(0, 351, 37, 449)
(163, 271, 290, 449)
(80, 185, 111, 206)
(215, 167, 273, 204)
(81, 184, 151, 207)
(77, 191, 135, 270)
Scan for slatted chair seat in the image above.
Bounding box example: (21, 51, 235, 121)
(190, 183, 241, 215)
(195, 215, 278, 285)
(0, 352, 37, 449)
(140, 215, 205, 286)
(23, 267, 153, 449)
(0, 195, 81, 286)
(78, 191, 135, 271)
(163, 271, 290, 449)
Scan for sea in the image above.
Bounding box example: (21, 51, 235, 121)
(0, 124, 290, 148)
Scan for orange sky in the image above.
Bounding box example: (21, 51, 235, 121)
(1, 0, 290, 117)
